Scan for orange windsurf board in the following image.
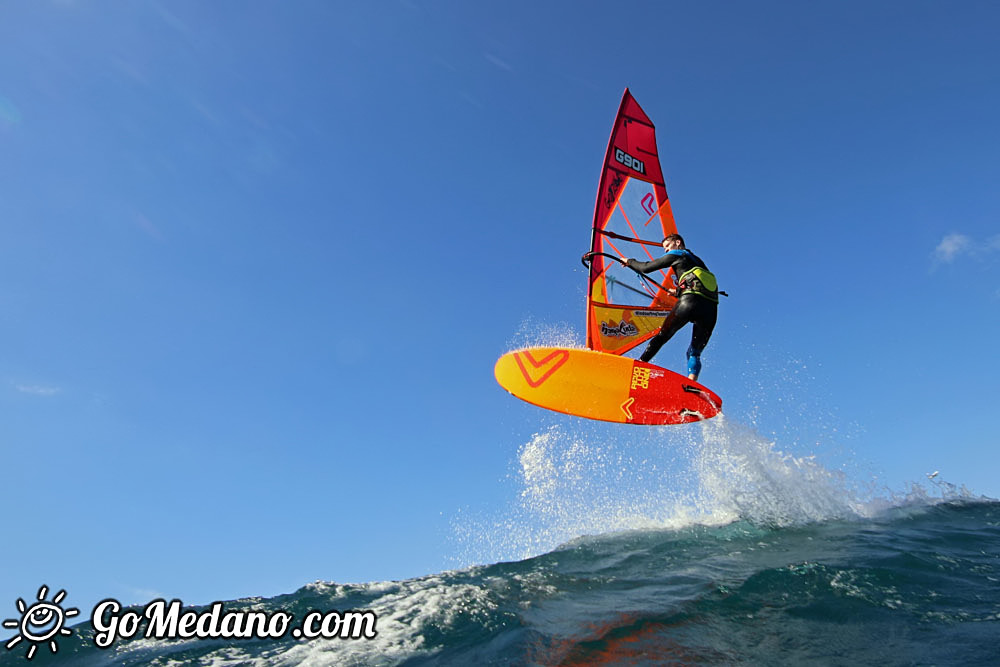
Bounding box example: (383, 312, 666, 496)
(494, 347, 721, 425)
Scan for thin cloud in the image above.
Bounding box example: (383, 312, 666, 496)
(15, 384, 62, 397)
(432, 56, 458, 73)
(484, 53, 513, 72)
(135, 212, 165, 241)
(932, 232, 1000, 288)
(149, 0, 195, 38)
(933, 233, 971, 264)
(0, 95, 21, 129)
(933, 232, 1000, 262)
(460, 92, 484, 109)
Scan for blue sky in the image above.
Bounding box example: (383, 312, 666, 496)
(2, 0, 998, 620)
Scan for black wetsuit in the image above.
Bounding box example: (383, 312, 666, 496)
(626, 249, 718, 373)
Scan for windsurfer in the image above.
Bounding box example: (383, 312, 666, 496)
(624, 234, 718, 381)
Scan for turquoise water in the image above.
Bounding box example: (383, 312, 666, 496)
(4, 418, 997, 665)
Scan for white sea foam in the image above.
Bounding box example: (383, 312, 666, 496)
(451, 410, 979, 569)
(202, 573, 500, 666)
(504, 317, 582, 352)
(452, 420, 713, 565)
(88, 574, 505, 666)
(689, 415, 869, 526)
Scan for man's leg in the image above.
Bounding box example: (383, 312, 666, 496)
(685, 302, 718, 381)
(639, 303, 691, 363)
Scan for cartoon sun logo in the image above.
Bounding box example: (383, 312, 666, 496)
(3, 585, 79, 660)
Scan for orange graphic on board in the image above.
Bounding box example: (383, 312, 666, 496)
(512, 349, 570, 387)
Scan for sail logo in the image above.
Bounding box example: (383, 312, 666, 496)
(601, 320, 639, 338)
(641, 192, 656, 216)
(615, 148, 645, 174)
(604, 172, 624, 209)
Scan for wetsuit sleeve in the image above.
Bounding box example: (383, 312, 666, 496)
(626, 254, 677, 274)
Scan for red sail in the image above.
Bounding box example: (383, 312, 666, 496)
(586, 90, 679, 355)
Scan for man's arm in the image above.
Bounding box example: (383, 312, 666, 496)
(625, 254, 676, 274)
